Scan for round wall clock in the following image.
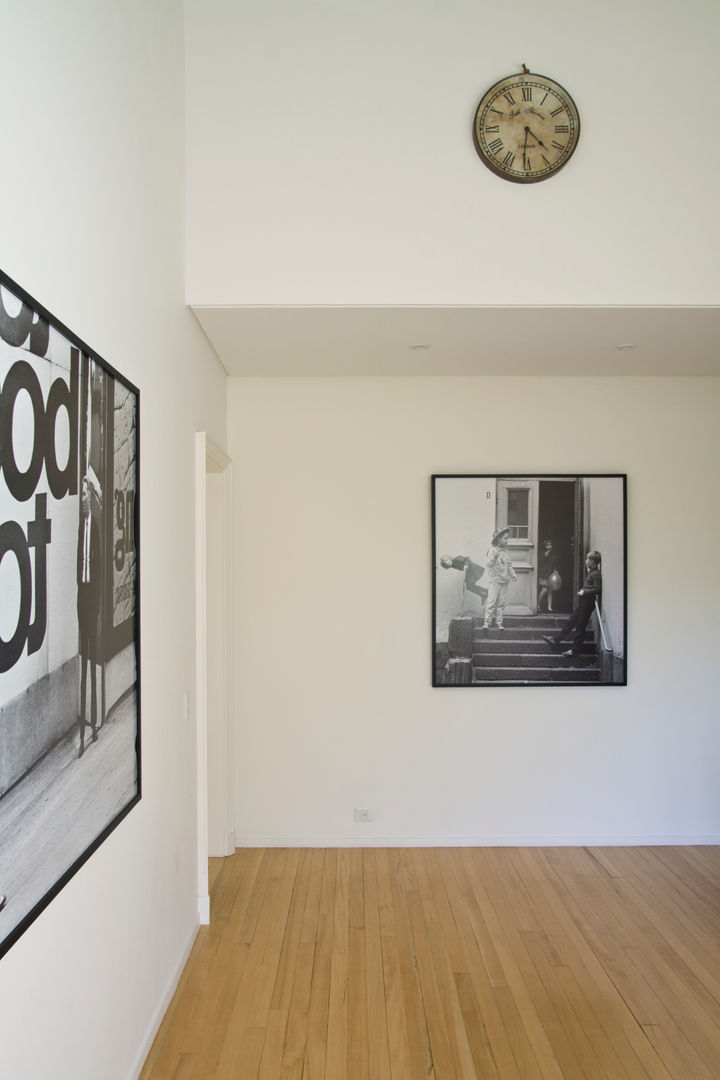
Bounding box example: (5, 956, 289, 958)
(473, 68, 580, 183)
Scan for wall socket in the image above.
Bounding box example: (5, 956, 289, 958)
(353, 807, 375, 823)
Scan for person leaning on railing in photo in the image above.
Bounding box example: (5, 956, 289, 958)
(543, 550, 602, 657)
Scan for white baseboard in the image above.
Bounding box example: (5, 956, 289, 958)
(129, 919, 199, 1080)
(198, 892, 210, 924)
(232, 834, 720, 848)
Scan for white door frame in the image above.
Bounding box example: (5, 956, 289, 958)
(195, 432, 233, 924)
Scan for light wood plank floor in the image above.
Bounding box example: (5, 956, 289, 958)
(140, 846, 720, 1079)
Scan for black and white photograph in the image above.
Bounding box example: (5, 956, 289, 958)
(0, 270, 140, 958)
(433, 474, 626, 687)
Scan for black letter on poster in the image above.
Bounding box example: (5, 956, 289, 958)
(0, 292, 49, 357)
(0, 351, 79, 501)
(44, 349, 79, 498)
(27, 493, 51, 655)
(0, 360, 46, 501)
(0, 521, 32, 672)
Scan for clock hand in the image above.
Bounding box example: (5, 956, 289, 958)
(525, 125, 548, 149)
(522, 127, 530, 170)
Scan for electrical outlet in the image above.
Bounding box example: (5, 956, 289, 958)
(353, 807, 375, 822)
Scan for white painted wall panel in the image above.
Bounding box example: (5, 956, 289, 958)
(228, 375, 720, 845)
(0, 3, 226, 1078)
(186, 0, 720, 306)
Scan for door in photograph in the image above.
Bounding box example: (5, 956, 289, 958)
(537, 478, 582, 614)
(496, 479, 537, 614)
(496, 478, 581, 615)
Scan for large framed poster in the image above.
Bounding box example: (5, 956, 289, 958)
(0, 270, 140, 957)
(432, 474, 626, 687)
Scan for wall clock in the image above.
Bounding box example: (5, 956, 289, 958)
(473, 67, 580, 183)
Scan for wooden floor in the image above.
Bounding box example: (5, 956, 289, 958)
(140, 846, 720, 1079)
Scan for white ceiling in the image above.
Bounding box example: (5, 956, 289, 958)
(191, 305, 720, 377)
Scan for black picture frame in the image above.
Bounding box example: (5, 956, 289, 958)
(0, 270, 140, 957)
(432, 474, 626, 687)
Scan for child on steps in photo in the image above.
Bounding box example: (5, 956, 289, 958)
(482, 527, 517, 630)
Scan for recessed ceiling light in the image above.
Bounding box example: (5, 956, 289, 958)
(409, 343, 429, 350)
(614, 343, 637, 351)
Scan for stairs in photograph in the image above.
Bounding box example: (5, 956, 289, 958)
(442, 614, 601, 686)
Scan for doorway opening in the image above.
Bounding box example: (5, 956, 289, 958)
(537, 480, 578, 614)
(195, 433, 233, 924)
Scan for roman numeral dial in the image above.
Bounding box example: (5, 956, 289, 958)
(473, 71, 580, 183)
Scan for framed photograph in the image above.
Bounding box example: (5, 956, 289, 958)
(432, 474, 626, 687)
(0, 270, 140, 957)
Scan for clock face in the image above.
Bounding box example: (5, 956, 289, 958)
(473, 72, 580, 183)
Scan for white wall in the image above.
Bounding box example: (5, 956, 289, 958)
(0, 3, 226, 1078)
(228, 375, 720, 846)
(186, 0, 720, 306)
